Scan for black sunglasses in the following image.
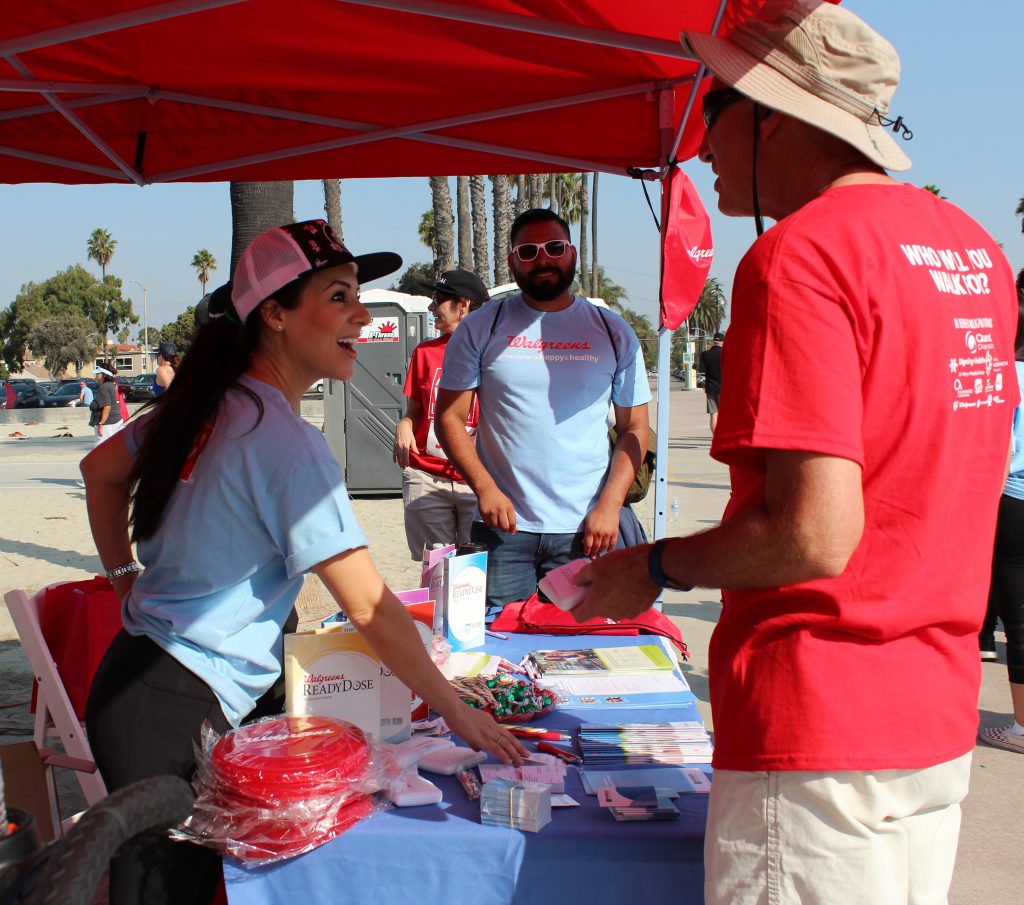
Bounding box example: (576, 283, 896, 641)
(512, 239, 571, 262)
(702, 87, 746, 131)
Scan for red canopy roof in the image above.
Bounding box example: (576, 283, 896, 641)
(0, 0, 773, 185)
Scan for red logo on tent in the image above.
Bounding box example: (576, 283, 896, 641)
(377, 322, 396, 334)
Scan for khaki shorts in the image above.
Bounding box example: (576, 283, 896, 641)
(401, 466, 477, 560)
(705, 752, 971, 905)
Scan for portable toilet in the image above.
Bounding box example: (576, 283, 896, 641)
(323, 288, 434, 494)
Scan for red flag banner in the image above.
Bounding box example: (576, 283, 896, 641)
(659, 168, 713, 330)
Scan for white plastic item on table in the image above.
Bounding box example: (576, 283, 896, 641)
(387, 737, 456, 770)
(418, 746, 487, 775)
(389, 770, 443, 807)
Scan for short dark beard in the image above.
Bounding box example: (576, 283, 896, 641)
(517, 264, 575, 302)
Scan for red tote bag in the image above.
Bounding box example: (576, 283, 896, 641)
(490, 594, 689, 659)
(31, 577, 124, 720)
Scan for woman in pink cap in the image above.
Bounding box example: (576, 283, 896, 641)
(80, 220, 525, 905)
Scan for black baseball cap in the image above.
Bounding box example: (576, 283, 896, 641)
(422, 269, 489, 307)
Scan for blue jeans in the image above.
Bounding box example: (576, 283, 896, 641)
(471, 521, 585, 619)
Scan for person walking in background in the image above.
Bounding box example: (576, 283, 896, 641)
(81, 219, 525, 905)
(393, 269, 489, 559)
(571, 3, 1018, 903)
(698, 331, 725, 433)
(154, 342, 179, 396)
(91, 361, 124, 446)
(436, 208, 650, 619)
(980, 278, 1024, 754)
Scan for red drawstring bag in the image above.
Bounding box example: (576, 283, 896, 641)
(490, 594, 688, 659)
(31, 577, 124, 719)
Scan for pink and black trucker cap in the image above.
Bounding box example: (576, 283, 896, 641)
(232, 219, 402, 322)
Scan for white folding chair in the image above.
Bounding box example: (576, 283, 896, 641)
(4, 588, 108, 834)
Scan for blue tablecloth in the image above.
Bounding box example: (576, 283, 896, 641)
(224, 633, 709, 905)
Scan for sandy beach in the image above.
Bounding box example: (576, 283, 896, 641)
(0, 387, 1020, 903)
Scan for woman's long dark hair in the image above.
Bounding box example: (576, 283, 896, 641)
(129, 278, 307, 541)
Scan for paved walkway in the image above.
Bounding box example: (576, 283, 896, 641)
(656, 381, 1020, 905)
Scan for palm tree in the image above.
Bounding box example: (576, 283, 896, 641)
(470, 175, 490, 284)
(922, 184, 947, 199)
(322, 178, 343, 242)
(1016, 196, 1024, 234)
(490, 175, 512, 285)
(515, 175, 528, 216)
(591, 172, 600, 295)
(229, 181, 294, 274)
(555, 174, 583, 226)
(456, 176, 472, 270)
(86, 227, 117, 354)
(418, 209, 436, 250)
(578, 174, 590, 295)
(86, 228, 117, 280)
(690, 277, 727, 336)
(429, 177, 455, 277)
(191, 249, 218, 295)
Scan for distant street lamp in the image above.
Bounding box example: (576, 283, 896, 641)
(129, 279, 149, 367)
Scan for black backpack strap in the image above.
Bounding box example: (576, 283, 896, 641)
(486, 298, 505, 342)
(595, 304, 620, 371)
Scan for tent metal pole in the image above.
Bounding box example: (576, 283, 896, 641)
(0, 91, 151, 122)
(156, 74, 693, 139)
(0, 0, 243, 57)
(151, 114, 645, 183)
(3, 54, 144, 185)
(0, 144, 125, 180)
(340, 0, 698, 61)
(0, 80, 149, 95)
(666, 0, 728, 164)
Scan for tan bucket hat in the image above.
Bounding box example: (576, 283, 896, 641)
(681, 0, 911, 171)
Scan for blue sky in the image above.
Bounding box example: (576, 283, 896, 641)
(0, 3, 1020, 334)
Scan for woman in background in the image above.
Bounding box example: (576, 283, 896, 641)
(393, 268, 488, 558)
(91, 360, 124, 445)
(153, 341, 179, 396)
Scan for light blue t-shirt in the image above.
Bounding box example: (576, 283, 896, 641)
(1005, 361, 1024, 500)
(122, 375, 367, 725)
(79, 385, 94, 406)
(440, 294, 651, 532)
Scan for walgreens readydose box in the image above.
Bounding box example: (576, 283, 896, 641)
(284, 628, 381, 740)
(421, 546, 486, 652)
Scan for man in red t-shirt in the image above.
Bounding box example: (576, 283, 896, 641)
(571, 2, 1018, 903)
(393, 269, 489, 558)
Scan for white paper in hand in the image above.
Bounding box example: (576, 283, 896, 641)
(537, 558, 591, 611)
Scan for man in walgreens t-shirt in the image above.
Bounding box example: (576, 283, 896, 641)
(570, 3, 1019, 904)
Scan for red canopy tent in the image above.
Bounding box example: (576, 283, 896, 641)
(0, 0, 768, 185)
(0, 0, 782, 538)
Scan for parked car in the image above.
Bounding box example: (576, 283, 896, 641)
(306, 380, 324, 395)
(40, 381, 97, 407)
(11, 383, 52, 408)
(128, 374, 156, 402)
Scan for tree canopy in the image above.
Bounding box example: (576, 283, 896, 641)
(392, 263, 434, 296)
(159, 306, 197, 353)
(27, 314, 99, 377)
(0, 265, 134, 373)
